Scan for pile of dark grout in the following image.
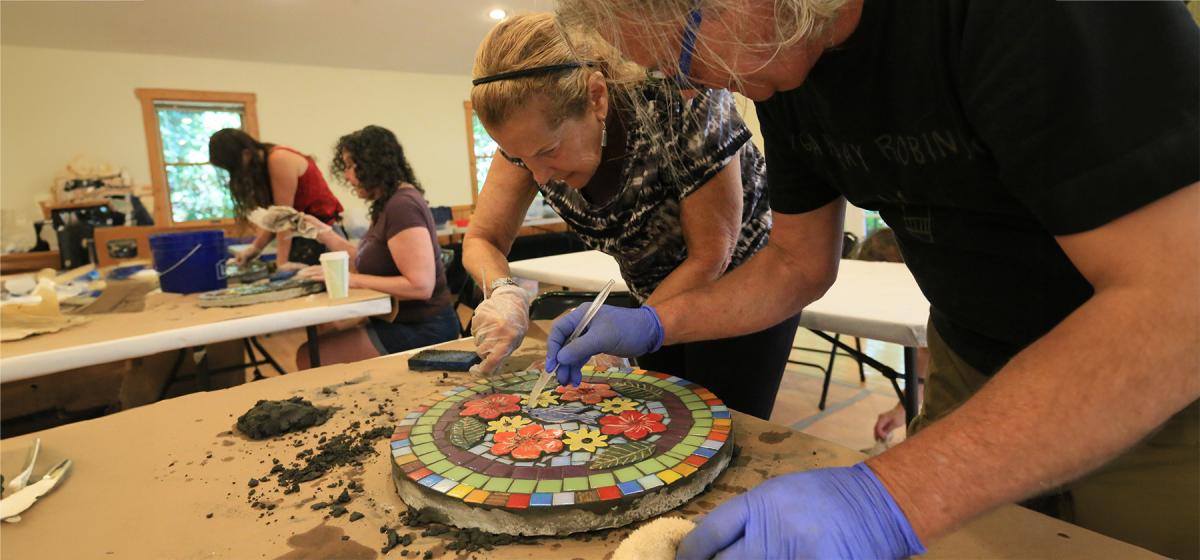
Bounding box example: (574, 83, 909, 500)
(233, 389, 646, 557)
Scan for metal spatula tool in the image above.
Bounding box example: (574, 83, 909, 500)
(526, 279, 616, 407)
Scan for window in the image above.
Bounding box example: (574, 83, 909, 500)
(464, 101, 497, 205)
(136, 89, 259, 225)
(864, 209, 886, 237)
(463, 101, 551, 219)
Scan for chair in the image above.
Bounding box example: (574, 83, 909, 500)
(788, 231, 867, 409)
(528, 290, 639, 321)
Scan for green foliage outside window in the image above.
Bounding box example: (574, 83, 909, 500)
(471, 111, 547, 214)
(864, 210, 886, 237)
(157, 107, 243, 222)
(472, 112, 497, 194)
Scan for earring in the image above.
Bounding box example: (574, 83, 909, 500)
(600, 122, 608, 148)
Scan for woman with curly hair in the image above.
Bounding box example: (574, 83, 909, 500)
(208, 128, 345, 268)
(296, 125, 458, 366)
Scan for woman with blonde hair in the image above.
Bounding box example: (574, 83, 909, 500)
(464, 13, 797, 420)
(550, 2, 1199, 559)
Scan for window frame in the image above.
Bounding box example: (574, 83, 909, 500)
(135, 88, 259, 226)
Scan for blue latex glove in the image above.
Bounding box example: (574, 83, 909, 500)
(544, 303, 665, 386)
(677, 463, 925, 560)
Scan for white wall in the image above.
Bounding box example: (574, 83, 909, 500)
(1, 45, 477, 231)
(0, 44, 867, 241)
(735, 94, 867, 238)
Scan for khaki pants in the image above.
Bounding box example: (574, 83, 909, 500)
(910, 324, 1199, 560)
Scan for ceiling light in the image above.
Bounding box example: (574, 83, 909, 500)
(489, 8, 506, 20)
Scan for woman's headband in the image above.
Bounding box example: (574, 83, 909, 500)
(471, 62, 594, 86)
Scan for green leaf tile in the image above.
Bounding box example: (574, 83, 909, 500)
(692, 409, 713, 418)
(444, 466, 472, 481)
(693, 418, 713, 427)
(681, 436, 706, 447)
(410, 433, 434, 444)
(427, 459, 454, 474)
(410, 425, 433, 435)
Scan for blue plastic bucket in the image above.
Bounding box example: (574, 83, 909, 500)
(149, 230, 227, 294)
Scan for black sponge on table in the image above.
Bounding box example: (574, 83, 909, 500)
(408, 350, 481, 372)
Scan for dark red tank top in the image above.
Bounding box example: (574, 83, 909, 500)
(271, 146, 344, 224)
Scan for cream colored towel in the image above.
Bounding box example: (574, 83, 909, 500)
(1, 279, 89, 341)
(613, 517, 697, 560)
(247, 206, 325, 239)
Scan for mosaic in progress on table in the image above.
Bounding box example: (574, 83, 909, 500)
(390, 366, 731, 510)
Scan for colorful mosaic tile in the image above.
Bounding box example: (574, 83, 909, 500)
(390, 367, 731, 511)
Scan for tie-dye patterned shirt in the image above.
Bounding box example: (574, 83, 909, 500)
(536, 87, 771, 303)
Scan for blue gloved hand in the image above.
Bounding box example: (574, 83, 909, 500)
(677, 463, 925, 560)
(544, 304, 665, 386)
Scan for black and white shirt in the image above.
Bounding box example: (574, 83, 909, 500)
(536, 87, 771, 302)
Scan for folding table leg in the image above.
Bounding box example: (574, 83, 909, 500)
(249, 337, 287, 376)
(903, 347, 918, 429)
(306, 326, 321, 368)
(243, 339, 266, 381)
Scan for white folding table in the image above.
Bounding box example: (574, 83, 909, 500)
(510, 251, 930, 422)
(0, 289, 391, 384)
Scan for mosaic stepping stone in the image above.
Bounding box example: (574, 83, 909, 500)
(389, 366, 734, 536)
(197, 278, 324, 308)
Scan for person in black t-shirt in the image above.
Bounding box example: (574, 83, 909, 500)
(548, 1, 1200, 558)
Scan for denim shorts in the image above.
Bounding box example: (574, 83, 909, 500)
(365, 306, 460, 355)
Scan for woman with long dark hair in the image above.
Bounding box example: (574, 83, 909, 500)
(208, 128, 345, 267)
(295, 125, 458, 366)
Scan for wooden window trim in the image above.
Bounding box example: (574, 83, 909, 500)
(463, 100, 480, 208)
(135, 88, 259, 226)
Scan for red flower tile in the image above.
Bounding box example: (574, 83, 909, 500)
(555, 382, 618, 405)
(491, 424, 564, 460)
(599, 410, 667, 441)
(459, 393, 522, 420)
(684, 455, 708, 467)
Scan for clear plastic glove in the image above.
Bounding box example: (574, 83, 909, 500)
(589, 353, 631, 371)
(676, 463, 925, 560)
(545, 304, 664, 386)
(277, 261, 307, 273)
(299, 213, 333, 239)
(469, 285, 532, 376)
(229, 246, 260, 267)
(874, 402, 907, 441)
(296, 265, 324, 281)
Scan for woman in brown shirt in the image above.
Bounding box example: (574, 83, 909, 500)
(297, 125, 457, 366)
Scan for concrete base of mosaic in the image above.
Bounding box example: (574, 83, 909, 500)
(391, 438, 732, 536)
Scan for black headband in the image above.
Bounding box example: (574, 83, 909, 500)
(471, 62, 591, 86)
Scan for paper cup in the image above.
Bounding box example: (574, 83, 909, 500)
(319, 251, 350, 299)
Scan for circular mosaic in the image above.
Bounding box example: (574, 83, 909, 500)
(389, 366, 733, 535)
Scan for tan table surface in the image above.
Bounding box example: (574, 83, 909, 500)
(0, 288, 391, 381)
(0, 335, 1156, 559)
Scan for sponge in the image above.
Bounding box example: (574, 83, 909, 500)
(613, 517, 697, 560)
